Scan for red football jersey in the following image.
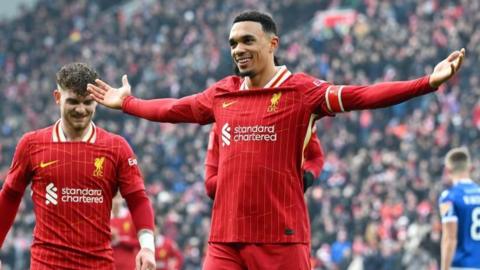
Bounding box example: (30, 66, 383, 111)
(205, 123, 324, 199)
(111, 213, 139, 270)
(123, 66, 434, 243)
(4, 120, 145, 269)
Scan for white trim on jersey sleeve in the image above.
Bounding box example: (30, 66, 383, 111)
(325, 86, 333, 112)
(338, 86, 345, 112)
(441, 216, 458, 223)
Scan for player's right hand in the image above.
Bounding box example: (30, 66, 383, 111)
(136, 247, 156, 270)
(87, 74, 131, 110)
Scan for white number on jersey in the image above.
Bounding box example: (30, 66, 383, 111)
(471, 207, 480, 240)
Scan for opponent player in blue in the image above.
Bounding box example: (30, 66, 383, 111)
(439, 147, 480, 270)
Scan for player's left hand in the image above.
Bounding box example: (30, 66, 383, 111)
(136, 247, 156, 270)
(429, 48, 465, 88)
(303, 171, 315, 193)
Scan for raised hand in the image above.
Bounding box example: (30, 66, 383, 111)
(429, 48, 465, 88)
(87, 75, 132, 109)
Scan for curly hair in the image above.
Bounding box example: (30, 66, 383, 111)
(56, 62, 98, 96)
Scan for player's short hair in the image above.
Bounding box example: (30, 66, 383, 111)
(445, 147, 471, 174)
(56, 62, 98, 96)
(233, 10, 278, 36)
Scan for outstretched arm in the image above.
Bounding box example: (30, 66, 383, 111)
(322, 49, 465, 113)
(88, 75, 214, 124)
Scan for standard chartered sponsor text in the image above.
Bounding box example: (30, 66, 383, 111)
(61, 187, 103, 203)
(233, 125, 277, 142)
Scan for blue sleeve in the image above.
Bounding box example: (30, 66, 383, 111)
(439, 189, 458, 223)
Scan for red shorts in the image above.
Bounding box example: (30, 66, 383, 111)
(203, 243, 310, 270)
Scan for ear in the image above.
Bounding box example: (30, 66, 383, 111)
(444, 166, 453, 178)
(269, 35, 279, 53)
(53, 89, 61, 104)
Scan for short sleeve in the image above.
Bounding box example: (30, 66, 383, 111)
(438, 190, 458, 223)
(5, 133, 33, 192)
(116, 137, 145, 196)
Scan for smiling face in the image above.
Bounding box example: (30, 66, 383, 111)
(54, 63, 98, 135)
(229, 21, 278, 78)
(54, 88, 96, 133)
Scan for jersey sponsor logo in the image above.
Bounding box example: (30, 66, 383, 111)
(222, 100, 237, 108)
(221, 122, 277, 147)
(62, 187, 104, 204)
(40, 160, 59, 168)
(46, 183, 58, 205)
(128, 157, 138, 166)
(93, 157, 105, 177)
(221, 123, 231, 146)
(45, 182, 104, 205)
(267, 92, 282, 112)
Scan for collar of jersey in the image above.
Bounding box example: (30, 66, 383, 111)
(240, 65, 291, 90)
(455, 178, 474, 185)
(52, 119, 97, 143)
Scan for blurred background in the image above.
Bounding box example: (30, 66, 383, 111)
(0, 0, 478, 269)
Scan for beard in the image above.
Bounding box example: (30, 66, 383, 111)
(234, 65, 256, 77)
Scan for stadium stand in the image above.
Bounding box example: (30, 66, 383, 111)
(0, 0, 478, 269)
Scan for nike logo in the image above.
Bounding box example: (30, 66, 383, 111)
(222, 101, 237, 108)
(40, 160, 58, 168)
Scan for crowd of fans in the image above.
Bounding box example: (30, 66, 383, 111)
(0, 0, 478, 269)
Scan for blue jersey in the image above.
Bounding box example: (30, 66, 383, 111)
(439, 179, 480, 268)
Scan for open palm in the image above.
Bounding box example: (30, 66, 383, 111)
(429, 48, 465, 88)
(87, 75, 131, 109)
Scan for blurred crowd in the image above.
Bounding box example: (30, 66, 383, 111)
(0, 0, 479, 269)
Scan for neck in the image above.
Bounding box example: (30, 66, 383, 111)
(61, 121, 90, 141)
(248, 63, 278, 88)
(452, 172, 471, 183)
